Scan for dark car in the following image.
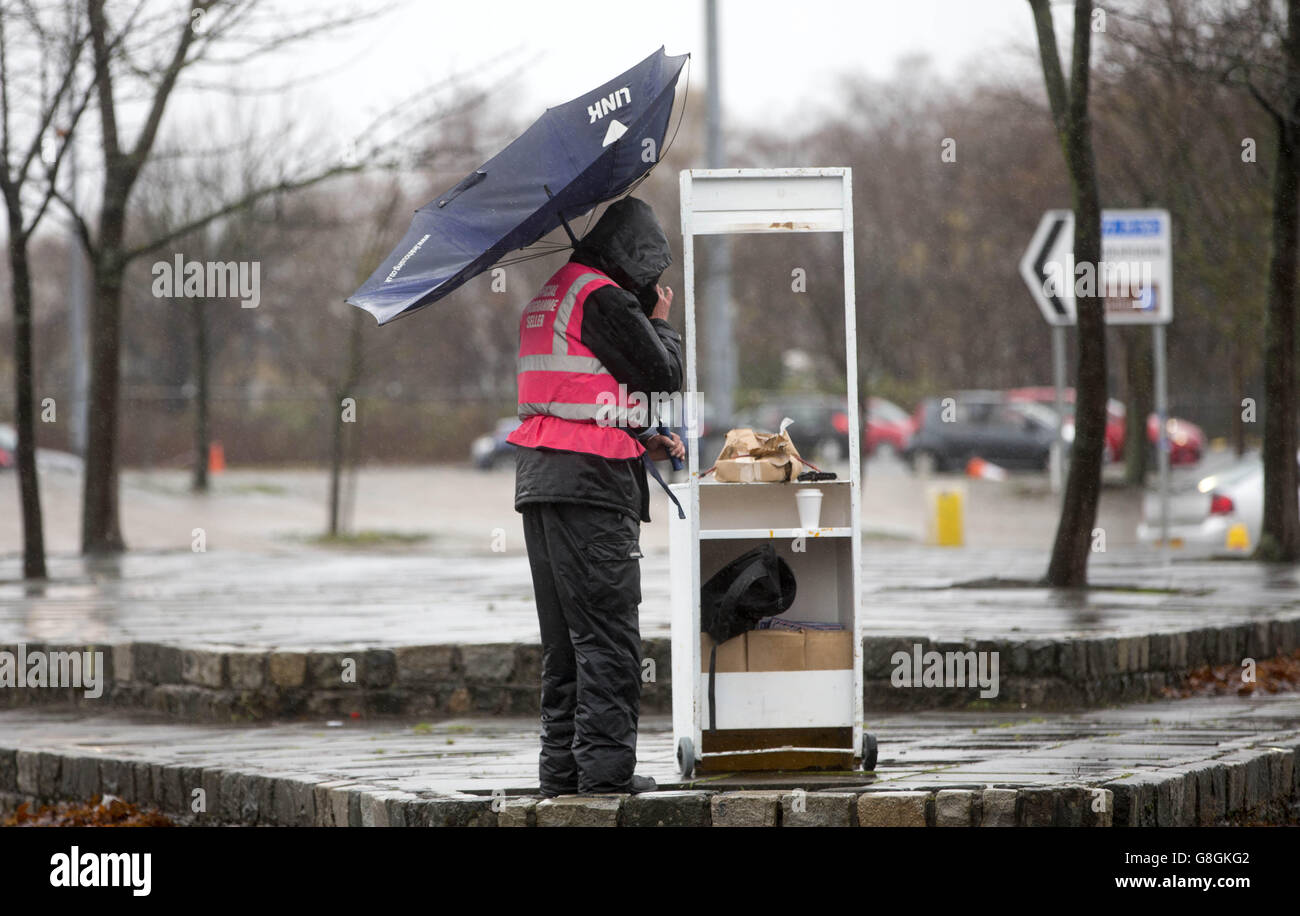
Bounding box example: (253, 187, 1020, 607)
(904, 392, 1056, 473)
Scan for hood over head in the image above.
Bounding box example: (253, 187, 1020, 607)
(571, 197, 672, 313)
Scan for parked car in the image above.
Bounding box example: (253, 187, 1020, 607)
(744, 394, 855, 464)
(470, 417, 521, 469)
(739, 394, 910, 464)
(904, 391, 1057, 473)
(1006, 386, 1204, 465)
(865, 396, 915, 457)
(1138, 405, 1204, 466)
(1136, 455, 1272, 552)
(0, 424, 85, 473)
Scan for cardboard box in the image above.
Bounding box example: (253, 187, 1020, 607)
(745, 629, 805, 671)
(702, 628, 854, 673)
(803, 629, 854, 670)
(701, 633, 747, 673)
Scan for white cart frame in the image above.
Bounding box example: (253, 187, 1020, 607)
(669, 168, 868, 775)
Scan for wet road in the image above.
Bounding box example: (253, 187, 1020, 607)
(1, 453, 1284, 650)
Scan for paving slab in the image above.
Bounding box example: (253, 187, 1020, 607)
(0, 691, 1297, 826)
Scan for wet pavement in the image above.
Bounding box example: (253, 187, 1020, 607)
(1, 544, 1297, 650)
(2, 691, 1297, 796)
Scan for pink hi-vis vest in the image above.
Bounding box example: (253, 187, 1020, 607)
(506, 262, 645, 460)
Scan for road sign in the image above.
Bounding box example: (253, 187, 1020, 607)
(1019, 208, 1173, 326)
(1020, 209, 1073, 325)
(1019, 207, 1175, 550)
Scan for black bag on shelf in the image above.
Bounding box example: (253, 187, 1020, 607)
(700, 543, 797, 731)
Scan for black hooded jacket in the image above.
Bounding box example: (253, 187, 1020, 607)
(513, 198, 683, 523)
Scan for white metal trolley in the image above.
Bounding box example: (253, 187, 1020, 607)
(669, 168, 875, 776)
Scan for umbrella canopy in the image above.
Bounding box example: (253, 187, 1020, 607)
(347, 46, 689, 325)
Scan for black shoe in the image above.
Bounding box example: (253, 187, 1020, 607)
(627, 774, 657, 794)
(577, 775, 657, 795)
(540, 785, 579, 798)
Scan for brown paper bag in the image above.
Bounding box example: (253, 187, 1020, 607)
(712, 424, 805, 482)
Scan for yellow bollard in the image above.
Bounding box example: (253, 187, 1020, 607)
(926, 484, 965, 547)
(1225, 523, 1250, 552)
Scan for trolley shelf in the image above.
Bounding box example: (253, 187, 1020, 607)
(699, 527, 853, 540)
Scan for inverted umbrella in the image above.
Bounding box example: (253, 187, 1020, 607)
(347, 46, 689, 325)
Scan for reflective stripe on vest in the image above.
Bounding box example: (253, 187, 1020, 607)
(506, 263, 644, 459)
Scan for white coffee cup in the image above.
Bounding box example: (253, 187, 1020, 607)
(795, 488, 823, 529)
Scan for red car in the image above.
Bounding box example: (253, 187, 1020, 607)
(0, 424, 14, 469)
(1006, 387, 1203, 465)
(865, 397, 916, 457)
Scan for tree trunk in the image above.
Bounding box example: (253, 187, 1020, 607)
(81, 249, 126, 554)
(327, 309, 366, 537)
(1257, 0, 1300, 562)
(5, 203, 47, 579)
(1232, 344, 1247, 457)
(327, 392, 344, 536)
(1033, 0, 1108, 587)
(1124, 328, 1152, 485)
(1258, 114, 1300, 560)
(191, 299, 209, 493)
(1046, 198, 1107, 586)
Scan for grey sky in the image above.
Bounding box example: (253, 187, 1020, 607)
(257, 0, 1051, 137)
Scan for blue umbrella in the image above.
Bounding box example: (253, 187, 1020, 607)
(347, 46, 689, 325)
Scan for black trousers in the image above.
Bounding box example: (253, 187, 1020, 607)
(521, 502, 643, 794)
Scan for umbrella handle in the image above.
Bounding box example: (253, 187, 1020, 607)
(658, 424, 684, 471)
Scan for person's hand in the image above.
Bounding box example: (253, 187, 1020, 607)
(651, 283, 673, 322)
(645, 431, 684, 462)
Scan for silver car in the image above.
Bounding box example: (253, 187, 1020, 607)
(1137, 455, 1265, 553)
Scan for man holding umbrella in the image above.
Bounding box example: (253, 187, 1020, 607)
(508, 197, 685, 796)
(344, 48, 691, 795)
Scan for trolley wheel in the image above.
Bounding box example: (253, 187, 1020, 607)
(676, 737, 695, 778)
(861, 733, 878, 771)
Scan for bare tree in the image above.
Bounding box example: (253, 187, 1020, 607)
(328, 186, 401, 537)
(132, 114, 286, 492)
(1101, 3, 1272, 480)
(1253, 0, 1300, 560)
(1120, 0, 1300, 559)
(1030, 0, 1108, 587)
(0, 1, 96, 578)
(60, 0, 387, 553)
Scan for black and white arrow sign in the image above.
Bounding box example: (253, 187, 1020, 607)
(1019, 208, 1173, 327)
(1019, 209, 1075, 326)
